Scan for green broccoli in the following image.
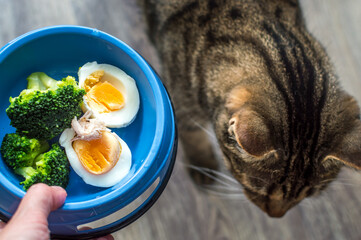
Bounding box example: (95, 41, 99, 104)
(1, 133, 70, 190)
(6, 72, 86, 140)
(15, 144, 69, 190)
(33, 144, 70, 189)
(0, 133, 49, 169)
(14, 167, 46, 190)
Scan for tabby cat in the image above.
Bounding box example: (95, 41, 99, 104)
(140, 0, 361, 217)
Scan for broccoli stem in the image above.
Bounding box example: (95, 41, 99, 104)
(27, 72, 58, 90)
(27, 73, 46, 90)
(27, 140, 50, 166)
(37, 140, 50, 156)
(15, 166, 37, 180)
(34, 153, 44, 164)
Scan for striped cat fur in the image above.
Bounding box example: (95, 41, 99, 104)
(140, 0, 361, 217)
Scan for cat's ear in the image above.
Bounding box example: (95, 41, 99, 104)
(323, 120, 361, 170)
(228, 108, 274, 157)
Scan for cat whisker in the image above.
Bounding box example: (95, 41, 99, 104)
(319, 179, 334, 184)
(336, 176, 355, 181)
(202, 186, 247, 200)
(203, 183, 243, 193)
(190, 119, 217, 140)
(245, 175, 269, 184)
(329, 182, 358, 187)
(336, 180, 357, 185)
(190, 168, 235, 188)
(326, 176, 358, 187)
(185, 164, 267, 191)
(244, 192, 265, 202)
(201, 167, 240, 184)
(300, 198, 318, 211)
(334, 178, 358, 185)
(185, 164, 240, 187)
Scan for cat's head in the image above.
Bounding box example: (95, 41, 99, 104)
(215, 85, 361, 218)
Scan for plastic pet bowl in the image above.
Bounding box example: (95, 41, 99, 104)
(0, 25, 177, 239)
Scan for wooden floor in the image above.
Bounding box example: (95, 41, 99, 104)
(1, 1, 361, 239)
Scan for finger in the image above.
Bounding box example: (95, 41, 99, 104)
(0, 183, 67, 239)
(13, 183, 67, 220)
(0, 220, 6, 231)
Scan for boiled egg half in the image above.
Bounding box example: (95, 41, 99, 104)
(59, 128, 131, 187)
(78, 61, 140, 128)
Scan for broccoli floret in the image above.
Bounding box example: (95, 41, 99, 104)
(1, 133, 70, 190)
(6, 72, 86, 140)
(13, 144, 70, 190)
(0, 133, 49, 169)
(34, 144, 70, 189)
(15, 167, 45, 190)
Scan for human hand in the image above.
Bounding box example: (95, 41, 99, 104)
(0, 183, 113, 240)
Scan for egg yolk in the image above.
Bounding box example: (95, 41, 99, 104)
(72, 131, 122, 175)
(84, 70, 105, 92)
(85, 81, 125, 113)
(83, 70, 125, 114)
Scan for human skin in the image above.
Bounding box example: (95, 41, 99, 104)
(0, 183, 113, 240)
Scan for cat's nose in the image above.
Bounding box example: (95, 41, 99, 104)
(266, 207, 287, 218)
(264, 200, 292, 218)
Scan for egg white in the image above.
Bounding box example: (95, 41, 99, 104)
(78, 61, 140, 128)
(59, 128, 132, 188)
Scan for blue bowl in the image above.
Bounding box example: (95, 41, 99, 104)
(0, 25, 177, 239)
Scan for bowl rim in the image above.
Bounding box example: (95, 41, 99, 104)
(0, 25, 166, 211)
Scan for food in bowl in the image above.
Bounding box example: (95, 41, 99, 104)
(1, 62, 138, 190)
(5, 72, 85, 140)
(60, 112, 132, 188)
(0, 133, 70, 190)
(78, 61, 140, 128)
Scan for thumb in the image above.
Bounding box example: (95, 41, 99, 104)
(0, 183, 67, 240)
(14, 183, 67, 218)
